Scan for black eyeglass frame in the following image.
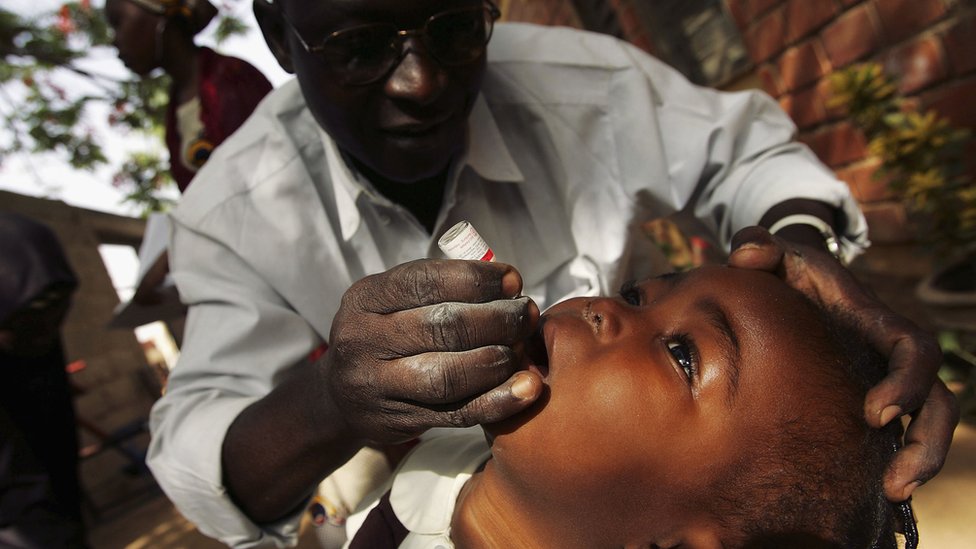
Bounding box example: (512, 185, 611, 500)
(279, 1, 502, 86)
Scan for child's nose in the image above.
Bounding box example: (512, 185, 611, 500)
(584, 298, 623, 339)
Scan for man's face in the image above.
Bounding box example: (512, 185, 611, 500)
(275, 0, 488, 183)
(484, 266, 827, 544)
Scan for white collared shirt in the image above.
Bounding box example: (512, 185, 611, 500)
(343, 429, 490, 549)
(148, 22, 867, 548)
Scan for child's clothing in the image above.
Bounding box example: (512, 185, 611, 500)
(343, 429, 490, 549)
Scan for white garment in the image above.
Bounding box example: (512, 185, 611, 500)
(147, 22, 868, 548)
(343, 429, 490, 549)
(175, 97, 205, 172)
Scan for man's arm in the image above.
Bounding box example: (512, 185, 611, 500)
(147, 224, 328, 547)
(758, 198, 843, 253)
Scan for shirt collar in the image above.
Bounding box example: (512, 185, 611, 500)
(464, 94, 524, 183)
(389, 429, 490, 535)
(319, 125, 367, 241)
(318, 93, 525, 242)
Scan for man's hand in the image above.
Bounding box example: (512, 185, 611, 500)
(223, 259, 544, 523)
(325, 258, 545, 445)
(728, 226, 960, 502)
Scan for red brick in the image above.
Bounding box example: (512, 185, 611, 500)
(784, 0, 839, 43)
(629, 33, 655, 55)
(943, 14, 976, 76)
(836, 158, 891, 202)
(755, 0, 784, 17)
(800, 121, 869, 167)
(757, 63, 783, 96)
(617, 3, 644, 40)
(727, 0, 753, 30)
(778, 40, 829, 92)
(920, 76, 976, 131)
(883, 36, 948, 95)
(744, 7, 787, 62)
(874, 0, 947, 44)
(861, 201, 915, 244)
(727, 0, 784, 29)
(821, 4, 883, 68)
(547, 1, 573, 26)
(780, 85, 827, 129)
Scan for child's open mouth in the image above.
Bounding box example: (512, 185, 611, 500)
(520, 324, 550, 380)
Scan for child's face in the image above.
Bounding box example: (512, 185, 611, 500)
(483, 265, 828, 544)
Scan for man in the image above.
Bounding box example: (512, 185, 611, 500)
(146, 1, 958, 547)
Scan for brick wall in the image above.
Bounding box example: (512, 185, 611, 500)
(498, 0, 583, 27)
(726, 0, 976, 244)
(498, 0, 974, 249)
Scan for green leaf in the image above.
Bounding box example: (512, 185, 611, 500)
(214, 14, 248, 44)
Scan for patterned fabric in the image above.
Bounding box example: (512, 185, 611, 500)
(164, 48, 272, 192)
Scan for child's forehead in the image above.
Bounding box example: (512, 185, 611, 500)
(670, 266, 813, 315)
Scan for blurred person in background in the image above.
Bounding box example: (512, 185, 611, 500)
(104, 0, 273, 322)
(0, 213, 87, 549)
(105, 0, 272, 193)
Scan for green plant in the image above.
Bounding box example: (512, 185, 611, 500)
(829, 63, 976, 261)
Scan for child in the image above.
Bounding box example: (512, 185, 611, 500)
(342, 265, 913, 549)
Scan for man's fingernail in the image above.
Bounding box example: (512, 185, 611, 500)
(502, 270, 522, 297)
(880, 405, 902, 426)
(734, 241, 762, 251)
(511, 373, 536, 400)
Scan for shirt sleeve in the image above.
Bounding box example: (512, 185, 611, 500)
(146, 214, 321, 548)
(617, 44, 869, 259)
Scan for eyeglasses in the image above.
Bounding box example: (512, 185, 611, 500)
(281, 2, 501, 87)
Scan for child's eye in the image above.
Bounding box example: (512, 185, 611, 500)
(667, 336, 697, 381)
(618, 280, 641, 306)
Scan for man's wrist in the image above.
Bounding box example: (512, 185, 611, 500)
(768, 214, 844, 261)
(759, 199, 845, 261)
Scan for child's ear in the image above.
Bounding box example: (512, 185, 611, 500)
(253, 0, 295, 74)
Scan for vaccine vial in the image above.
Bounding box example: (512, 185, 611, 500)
(438, 221, 495, 262)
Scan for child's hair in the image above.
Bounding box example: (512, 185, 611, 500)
(709, 299, 903, 549)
